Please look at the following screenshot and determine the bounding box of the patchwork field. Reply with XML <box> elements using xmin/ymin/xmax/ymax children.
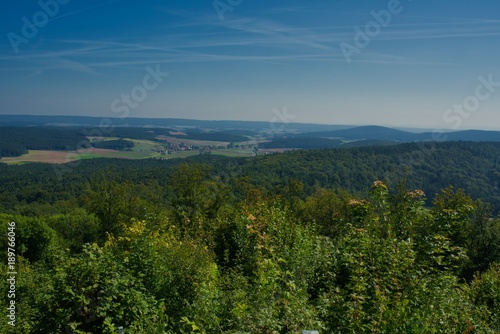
<box><xmin>0</xmin><ymin>137</ymin><xmax>254</xmax><ymax>164</ymax></box>
<box><xmin>0</xmin><ymin>150</ymin><xmax>75</xmax><ymax>164</ymax></box>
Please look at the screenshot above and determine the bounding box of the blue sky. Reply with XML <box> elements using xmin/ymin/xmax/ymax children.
<box><xmin>1</xmin><ymin>0</ymin><xmax>500</xmax><ymax>129</ymax></box>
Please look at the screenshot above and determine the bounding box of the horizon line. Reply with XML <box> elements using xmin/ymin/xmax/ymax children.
<box><xmin>0</xmin><ymin>114</ymin><xmax>499</xmax><ymax>132</ymax></box>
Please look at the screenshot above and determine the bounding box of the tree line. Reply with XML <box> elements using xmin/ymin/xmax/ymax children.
<box><xmin>0</xmin><ymin>127</ymin><xmax>88</xmax><ymax>157</ymax></box>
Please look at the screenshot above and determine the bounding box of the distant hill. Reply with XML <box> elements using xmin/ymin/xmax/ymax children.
<box><xmin>2</xmin><ymin>116</ymin><xmax>500</xmax><ymax>151</ymax></box>
<box><xmin>340</xmin><ymin>139</ymin><xmax>398</xmax><ymax>148</ymax></box>
<box><xmin>0</xmin><ymin>115</ymin><xmax>351</xmax><ymax>133</ymax></box>
<box><xmin>259</xmin><ymin>137</ymin><xmax>342</xmax><ymax>149</ymax></box>
<box><xmin>437</xmin><ymin>130</ymin><xmax>500</xmax><ymax>142</ymax></box>
<box><xmin>300</xmin><ymin>126</ymin><xmax>500</xmax><ymax>143</ymax></box>
<box><xmin>299</xmin><ymin>126</ymin><xmax>418</xmax><ymax>142</ymax></box>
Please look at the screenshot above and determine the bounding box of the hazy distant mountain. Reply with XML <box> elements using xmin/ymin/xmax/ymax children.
<box><xmin>299</xmin><ymin>126</ymin><xmax>500</xmax><ymax>143</ymax></box>
<box><xmin>0</xmin><ymin>115</ymin><xmax>351</xmax><ymax>133</ymax></box>
<box><xmin>299</xmin><ymin>126</ymin><xmax>417</xmax><ymax>142</ymax></box>
<box><xmin>436</xmin><ymin>130</ymin><xmax>500</xmax><ymax>142</ymax></box>
<box><xmin>259</xmin><ymin>137</ymin><xmax>342</xmax><ymax>149</ymax></box>
<box><xmin>1</xmin><ymin>115</ymin><xmax>500</xmax><ymax>144</ymax></box>
<box><xmin>340</xmin><ymin>139</ymin><xmax>399</xmax><ymax>148</ymax></box>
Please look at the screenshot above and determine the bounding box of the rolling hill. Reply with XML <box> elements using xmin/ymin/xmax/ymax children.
<box><xmin>299</xmin><ymin>126</ymin><xmax>500</xmax><ymax>143</ymax></box>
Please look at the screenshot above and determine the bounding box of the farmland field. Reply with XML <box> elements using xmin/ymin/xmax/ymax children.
<box><xmin>0</xmin><ymin>150</ymin><xmax>75</xmax><ymax>164</ymax></box>
<box><xmin>0</xmin><ymin>137</ymin><xmax>247</xmax><ymax>164</ymax></box>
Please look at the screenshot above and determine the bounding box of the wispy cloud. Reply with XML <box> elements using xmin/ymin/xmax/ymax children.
<box><xmin>51</xmin><ymin>0</ymin><xmax>122</xmax><ymax>22</ymax></box>
<box><xmin>25</xmin><ymin>70</ymin><xmax>43</xmax><ymax>78</ymax></box>
<box><xmin>1</xmin><ymin>9</ymin><xmax>499</xmax><ymax>74</ymax></box>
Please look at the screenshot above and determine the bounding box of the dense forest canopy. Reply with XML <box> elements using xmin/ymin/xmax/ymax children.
<box><xmin>1</xmin><ymin>140</ymin><xmax>500</xmax><ymax>333</ymax></box>
<box><xmin>91</xmin><ymin>139</ymin><xmax>135</xmax><ymax>150</ymax></box>
<box><xmin>258</xmin><ymin>137</ymin><xmax>343</xmax><ymax>149</ymax></box>
<box><xmin>0</xmin><ymin>127</ymin><xmax>88</xmax><ymax>157</ymax></box>
<box><xmin>1</xmin><ymin>141</ymin><xmax>500</xmax><ymax>212</ymax></box>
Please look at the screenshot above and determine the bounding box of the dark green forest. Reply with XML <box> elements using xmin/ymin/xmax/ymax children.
<box><xmin>1</xmin><ymin>141</ymin><xmax>500</xmax><ymax>333</ymax></box>
<box><xmin>258</xmin><ymin>138</ymin><xmax>342</xmax><ymax>149</ymax></box>
<box><xmin>92</xmin><ymin>139</ymin><xmax>135</xmax><ymax>150</ymax></box>
<box><xmin>0</xmin><ymin>127</ymin><xmax>88</xmax><ymax>157</ymax></box>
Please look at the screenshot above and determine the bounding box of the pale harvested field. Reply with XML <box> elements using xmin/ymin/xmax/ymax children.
<box><xmin>1</xmin><ymin>145</ymin><xmax>258</xmax><ymax>165</ymax></box>
<box><xmin>0</xmin><ymin>148</ymin><xmax>119</xmax><ymax>164</ymax></box>
<box><xmin>1</xmin><ymin>150</ymin><xmax>74</xmax><ymax>164</ymax></box>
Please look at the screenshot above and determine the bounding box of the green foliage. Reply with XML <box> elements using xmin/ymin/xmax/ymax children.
<box><xmin>298</xmin><ymin>188</ymin><xmax>365</xmax><ymax>238</ymax></box>
<box><xmin>464</xmin><ymin>203</ymin><xmax>500</xmax><ymax>280</ymax></box>
<box><xmin>82</xmin><ymin>169</ymin><xmax>160</xmax><ymax>240</ymax></box>
<box><xmin>169</xmin><ymin>163</ymin><xmax>230</xmax><ymax>236</ymax></box>
<box><xmin>38</xmin><ymin>243</ymin><xmax>163</xmax><ymax>333</ymax></box>
<box><xmin>465</xmin><ymin>264</ymin><xmax>500</xmax><ymax>331</ymax></box>
<box><xmin>108</xmin><ymin>220</ymin><xmax>218</xmax><ymax>332</ymax></box>
<box><xmin>315</xmin><ymin>182</ymin><xmax>477</xmax><ymax>333</ymax></box>
<box><xmin>412</xmin><ymin>187</ymin><xmax>486</xmax><ymax>276</ymax></box>
<box><xmin>45</xmin><ymin>209</ymin><xmax>100</xmax><ymax>253</ymax></box>
<box><xmin>431</xmin><ymin>186</ymin><xmax>476</xmax><ymax>246</ymax></box>
<box><xmin>0</xmin><ymin>214</ymin><xmax>59</xmax><ymax>264</ymax></box>
<box><xmin>212</xmin><ymin>204</ymin><xmax>325</xmax><ymax>333</ymax></box>
<box><xmin>0</xmin><ymin>258</ymin><xmax>50</xmax><ymax>333</ymax></box>
<box><xmin>2</xmin><ymin>159</ymin><xmax>500</xmax><ymax>332</ymax></box>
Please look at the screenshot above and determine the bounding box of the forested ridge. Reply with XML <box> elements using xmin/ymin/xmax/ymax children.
<box><xmin>1</xmin><ymin>141</ymin><xmax>500</xmax><ymax>213</ymax></box>
<box><xmin>258</xmin><ymin>137</ymin><xmax>343</xmax><ymax>149</ymax></box>
<box><xmin>1</xmin><ymin>141</ymin><xmax>500</xmax><ymax>333</ymax></box>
